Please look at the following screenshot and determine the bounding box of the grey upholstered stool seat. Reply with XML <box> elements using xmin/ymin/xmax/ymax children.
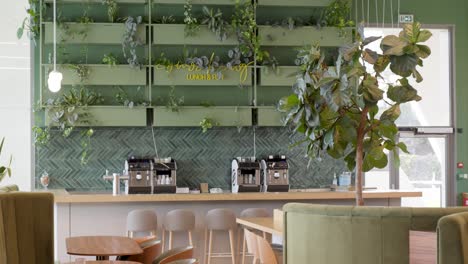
<box><xmin>204</xmin><ymin>208</ymin><xmax>237</xmax><ymax>264</ymax></box>
<box><xmin>127</xmin><ymin>209</ymin><xmax>158</xmax><ymax>238</ymax></box>
<box><xmin>162</xmin><ymin>209</ymin><xmax>196</xmax><ymax>250</ymax></box>
<box><xmin>238</xmin><ymin>208</ymin><xmax>270</xmax><ymax>264</ymax></box>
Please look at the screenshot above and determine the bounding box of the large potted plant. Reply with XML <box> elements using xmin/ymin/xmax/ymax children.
<box><xmin>279</xmin><ymin>22</ymin><xmax>432</xmax><ymax>205</ymax></box>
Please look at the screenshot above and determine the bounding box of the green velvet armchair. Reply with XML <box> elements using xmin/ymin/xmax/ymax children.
<box><xmin>0</xmin><ymin>192</ymin><xmax>54</xmax><ymax>264</ymax></box>
<box><xmin>283</xmin><ymin>203</ymin><xmax>468</xmax><ymax>264</ymax></box>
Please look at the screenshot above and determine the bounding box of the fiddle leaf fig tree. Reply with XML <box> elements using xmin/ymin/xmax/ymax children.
<box><xmin>278</xmin><ymin>22</ymin><xmax>432</xmax><ymax>205</ymax></box>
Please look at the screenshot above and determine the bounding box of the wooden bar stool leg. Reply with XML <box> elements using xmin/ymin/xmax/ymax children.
<box><xmin>162</xmin><ymin>229</ymin><xmax>166</xmax><ymax>251</ymax></box>
<box><xmin>229</xmin><ymin>229</ymin><xmax>236</xmax><ymax>264</ymax></box>
<box><xmin>242</xmin><ymin>230</ymin><xmax>247</xmax><ymax>264</ymax></box>
<box><xmin>204</xmin><ymin>228</ymin><xmax>208</xmax><ymax>264</ymax></box>
<box><xmin>168</xmin><ymin>231</ymin><xmax>173</xmax><ymax>250</ymax></box>
<box><xmin>188</xmin><ymin>230</ymin><xmax>193</xmax><ymax>246</ymax></box>
<box><xmin>207</xmin><ymin>230</ymin><xmax>213</xmax><ymax>264</ymax></box>
<box><xmin>236</xmin><ymin>228</ymin><xmax>241</xmax><ymax>264</ymax></box>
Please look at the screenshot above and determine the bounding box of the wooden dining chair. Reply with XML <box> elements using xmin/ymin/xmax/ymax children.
<box><xmin>152</xmin><ymin>246</ymin><xmax>194</xmax><ymax>264</ymax></box>
<box><xmin>244</xmin><ymin>229</ymin><xmax>260</xmax><ymax>264</ymax></box>
<box><xmin>117</xmin><ymin>236</ymin><xmax>162</xmax><ymax>264</ymax></box>
<box><xmin>256</xmin><ymin>234</ymin><xmax>279</xmax><ymax>264</ymax></box>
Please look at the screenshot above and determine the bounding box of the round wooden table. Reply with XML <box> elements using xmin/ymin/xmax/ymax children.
<box><xmin>66</xmin><ymin>236</ymin><xmax>143</xmax><ymax>260</ymax></box>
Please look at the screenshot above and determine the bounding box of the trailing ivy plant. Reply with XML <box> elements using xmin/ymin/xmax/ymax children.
<box><xmin>201</xmin><ymin>6</ymin><xmax>228</xmax><ymax>41</ymax></box>
<box><xmin>17</xmin><ymin>0</ymin><xmax>43</xmax><ymax>43</ymax></box>
<box><xmin>102</xmin><ymin>53</ymin><xmax>118</xmax><ymax>67</ymax></box>
<box><xmin>200</xmin><ymin>118</ymin><xmax>219</xmax><ymax>133</ymax></box>
<box><xmin>0</xmin><ymin>138</ymin><xmax>12</xmax><ymax>183</ymax></box>
<box><xmin>184</xmin><ymin>0</ymin><xmax>199</xmax><ymax>36</ymax></box>
<box><xmin>101</xmin><ymin>0</ymin><xmax>118</xmax><ymax>23</ymax></box>
<box><xmin>34</xmin><ymin>87</ymin><xmax>104</xmax><ymax>165</ymax></box>
<box><xmin>122</xmin><ymin>16</ymin><xmax>143</xmax><ymax>68</ymax></box>
<box><xmin>278</xmin><ymin>23</ymin><xmax>432</xmax><ymax>205</ymax></box>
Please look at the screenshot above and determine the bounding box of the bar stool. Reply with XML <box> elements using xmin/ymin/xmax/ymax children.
<box><xmin>204</xmin><ymin>208</ymin><xmax>237</xmax><ymax>264</ymax></box>
<box><xmin>126</xmin><ymin>209</ymin><xmax>158</xmax><ymax>238</ymax></box>
<box><xmin>238</xmin><ymin>208</ymin><xmax>270</xmax><ymax>264</ymax></box>
<box><xmin>162</xmin><ymin>209</ymin><xmax>196</xmax><ymax>251</ymax></box>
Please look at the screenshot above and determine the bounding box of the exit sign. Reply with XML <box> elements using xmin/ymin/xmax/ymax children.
<box><xmin>399</xmin><ymin>14</ymin><xmax>414</xmax><ymax>23</ymax></box>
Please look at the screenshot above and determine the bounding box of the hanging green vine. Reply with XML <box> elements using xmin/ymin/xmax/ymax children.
<box><xmin>183</xmin><ymin>0</ymin><xmax>200</xmax><ymax>36</ymax></box>
<box><xmin>101</xmin><ymin>0</ymin><xmax>119</xmax><ymax>23</ymax></box>
<box><xmin>321</xmin><ymin>0</ymin><xmax>355</xmax><ymax>35</ymax></box>
<box><xmin>122</xmin><ymin>16</ymin><xmax>143</xmax><ymax>68</ymax></box>
<box><xmin>34</xmin><ymin>87</ymin><xmax>103</xmax><ymax>165</ymax></box>
<box><xmin>17</xmin><ymin>0</ymin><xmax>43</xmax><ymax>43</ymax></box>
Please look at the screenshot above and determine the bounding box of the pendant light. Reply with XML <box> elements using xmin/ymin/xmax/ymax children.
<box><xmin>47</xmin><ymin>0</ymin><xmax>62</xmax><ymax>93</ymax></box>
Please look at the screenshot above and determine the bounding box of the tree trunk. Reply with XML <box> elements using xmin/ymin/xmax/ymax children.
<box><xmin>355</xmin><ymin>107</ymin><xmax>369</xmax><ymax>206</ymax></box>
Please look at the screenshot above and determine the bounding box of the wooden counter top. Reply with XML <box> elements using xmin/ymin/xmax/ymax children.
<box><xmin>53</xmin><ymin>190</ymin><xmax>422</xmax><ymax>204</ymax></box>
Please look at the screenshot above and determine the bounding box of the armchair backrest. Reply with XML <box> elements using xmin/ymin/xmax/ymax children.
<box><xmin>0</xmin><ymin>192</ymin><xmax>54</xmax><ymax>264</ymax></box>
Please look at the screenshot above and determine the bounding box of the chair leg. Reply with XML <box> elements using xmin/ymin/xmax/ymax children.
<box><xmin>207</xmin><ymin>230</ymin><xmax>213</xmax><ymax>264</ymax></box>
<box><xmin>237</xmin><ymin>228</ymin><xmax>241</xmax><ymax>264</ymax></box>
<box><xmin>169</xmin><ymin>231</ymin><xmax>173</xmax><ymax>250</ymax></box>
<box><xmin>204</xmin><ymin>228</ymin><xmax>208</xmax><ymax>264</ymax></box>
<box><xmin>162</xmin><ymin>229</ymin><xmax>166</xmax><ymax>252</ymax></box>
<box><xmin>242</xmin><ymin>230</ymin><xmax>247</xmax><ymax>264</ymax></box>
<box><xmin>229</xmin><ymin>230</ymin><xmax>236</xmax><ymax>264</ymax></box>
<box><xmin>188</xmin><ymin>230</ymin><xmax>193</xmax><ymax>246</ymax></box>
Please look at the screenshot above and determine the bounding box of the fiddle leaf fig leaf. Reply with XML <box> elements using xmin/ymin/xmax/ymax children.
<box><xmin>387</xmin><ymin>83</ymin><xmax>421</xmax><ymax>103</ymax></box>
<box><xmin>380</xmin><ymin>104</ymin><xmax>401</xmax><ymax>122</ymax></box>
<box><xmin>389</xmin><ymin>54</ymin><xmax>419</xmax><ymax>77</ymax></box>
<box><xmin>362</xmin><ymin>49</ymin><xmax>379</xmax><ymax>64</ymax></box>
<box><xmin>417</xmin><ymin>30</ymin><xmax>433</xmax><ymax>43</ymax></box>
<box><xmin>362</xmin><ymin>76</ymin><xmax>384</xmax><ymax>104</ymax></box>
<box><xmin>397</xmin><ymin>142</ymin><xmax>409</xmax><ymax>154</ymax></box>
<box><xmin>363</xmin><ymin>36</ymin><xmax>382</xmax><ymax>46</ymax></box>
<box><xmin>415</xmin><ymin>44</ymin><xmax>431</xmax><ymax>59</ymax></box>
<box><xmin>381</xmin><ymin>35</ymin><xmax>407</xmax><ymax>56</ymax></box>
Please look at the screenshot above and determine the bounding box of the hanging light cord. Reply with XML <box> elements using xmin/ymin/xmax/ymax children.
<box><xmin>53</xmin><ymin>0</ymin><xmax>57</xmax><ymax>71</ymax></box>
<box><xmin>397</xmin><ymin>0</ymin><xmax>401</xmax><ymax>28</ymax></box>
<box><xmin>390</xmin><ymin>0</ymin><xmax>394</xmax><ymax>28</ymax></box>
<box><xmin>375</xmin><ymin>0</ymin><xmax>378</xmax><ymax>28</ymax></box>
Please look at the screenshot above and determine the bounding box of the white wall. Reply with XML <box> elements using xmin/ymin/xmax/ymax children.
<box><xmin>0</xmin><ymin>0</ymin><xmax>32</xmax><ymax>190</ymax></box>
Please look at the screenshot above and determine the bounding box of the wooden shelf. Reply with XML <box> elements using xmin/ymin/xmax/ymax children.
<box><xmin>153</xmin><ymin>24</ymin><xmax>238</xmax><ymax>46</ymax></box>
<box><xmin>153</xmin><ymin>66</ymin><xmax>252</xmax><ymax>86</ymax></box>
<box><xmin>259</xmin><ymin>66</ymin><xmax>299</xmax><ymax>86</ymax></box>
<box><xmin>43</xmin><ymin>64</ymin><xmax>147</xmax><ymax>86</ymax></box>
<box><xmin>257</xmin><ymin>0</ymin><xmax>332</xmax><ymax>7</ymax></box>
<box><xmin>44</xmin><ymin>22</ymin><xmax>146</xmax><ymax>45</ymax></box>
<box><xmin>45</xmin><ymin>106</ymin><xmax>147</xmax><ymax>127</ymax></box>
<box><xmin>153</xmin><ymin>106</ymin><xmax>252</xmax><ymax>127</ymax></box>
<box><xmin>258</xmin><ymin>26</ymin><xmax>353</xmax><ymax>47</ymax></box>
<box><xmin>257</xmin><ymin>106</ymin><xmax>284</xmax><ymax>127</ymax></box>
<box><xmin>44</xmin><ymin>0</ymin><xmax>146</xmax><ymax>3</ymax></box>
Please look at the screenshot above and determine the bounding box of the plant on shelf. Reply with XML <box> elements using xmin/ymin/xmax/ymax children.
<box><xmin>68</xmin><ymin>64</ymin><xmax>91</xmax><ymax>83</ymax></box>
<box><xmin>184</xmin><ymin>0</ymin><xmax>199</xmax><ymax>36</ymax></box>
<box><xmin>155</xmin><ymin>15</ymin><xmax>176</xmax><ymax>24</ymax></box>
<box><xmin>201</xmin><ymin>6</ymin><xmax>228</xmax><ymax>41</ymax></box>
<box><xmin>17</xmin><ymin>0</ymin><xmax>43</xmax><ymax>43</ymax></box>
<box><xmin>102</xmin><ymin>53</ymin><xmax>118</xmax><ymax>67</ymax></box>
<box><xmin>0</xmin><ymin>138</ymin><xmax>12</xmax><ymax>184</ymax></box>
<box><xmin>200</xmin><ymin>118</ymin><xmax>219</xmax><ymax>133</ymax></box>
<box><xmin>321</xmin><ymin>0</ymin><xmax>355</xmax><ymax>35</ymax></box>
<box><xmin>165</xmin><ymin>86</ymin><xmax>185</xmax><ymax>113</ymax></box>
<box><xmin>122</xmin><ymin>16</ymin><xmax>143</xmax><ymax>68</ymax></box>
<box><xmin>101</xmin><ymin>0</ymin><xmax>118</xmax><ymax>23</ymax></box>
<box><xmin>278</xmin><ymin>23</ymin><xmax>432</xmax><ymax>205</ymax></box>
<box><xmin>34</xmin><ymin>86</ymin><xmax>104</xmax><ymax>165</ymax></box>
<box><xmin>115</xmin><ymin>86</ymin><xmax>149</xmax><ymax>108</ymax></box>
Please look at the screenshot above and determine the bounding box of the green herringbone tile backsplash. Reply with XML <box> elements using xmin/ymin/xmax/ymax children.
<box><xmin>35</xmin><ymin>127</ymin><xmax>346</xmax><ymax>190</ymax></box>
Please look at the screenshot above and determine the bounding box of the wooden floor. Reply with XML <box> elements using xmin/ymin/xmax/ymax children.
<box><xmin>410</xmin><ymin>231</ymin><xmax>437</xmax><ymax>264</ymax></box>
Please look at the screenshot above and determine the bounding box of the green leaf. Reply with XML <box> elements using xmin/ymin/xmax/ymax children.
<box><xmin>278</xmin><ymin>94</ymin><xmax>299</xmax><ymax>112</ymax></box>
<box><xmin>344</xmin><ymin>151</ymin><xmax>356</xmax><ymax>171</ymax></box>
<box><xmin>380</xmin><ymin>104</ymin><xmax>401</xmax><ymax>122</ymax></box>
<box><xmin>362</xmin><ymin>77</ymin><xmax>384</xmax><ymax>104</ymax></box>
<box><xmin>362</xmin><ymin>49</ymin><xmax>379</xmax><ymax>64</ymax></box>
<box><xmin>17</xmin><ymin>26</ymin><xmax>24</xmax><ymax>39</ymax></box>
<box><xmin>381</xmin><ymin>35</ymin><xmax>407</xmax><ymax>56</ymax></box>
<box><xmin>389</xmin><ymin>54</ymin><xmax>419</xmax><ymax>77</ymax></box>
<box><xmin>379</xmin><ymin>122</ymin><xmax>398</xmax><ymax>139</ymax></box>
<box><xmin>415</xmin><ymin>44</ymin><xmax>431</xmax><ymax>59</ymax></box>
<box><xmin>374</xmin><ymin>55</ymin><xmax>390</xmax><ymax>73</ymax></box>
<box><xmin>373</xmin><ymin>154</ymin><xmax>388</xmax><ymax>169</ymax></box>
<box><xmin>417</xmin><ymin>30</ymin><xmax>433</xmax><ymax>43</ymax></box>
<box><xmin>368</xmin><ymin>145</ymin><xmax>385</xmax><ymax>160</ymax></box>
<box><xmin>397</xmin><ymin>142</ymin><xmax>409</xmax><ymax>154</ymax></box>
<box><xmin>387</xmin><ymin>84</ymin><xmax>421</xmax><ymax>103</ymax></box>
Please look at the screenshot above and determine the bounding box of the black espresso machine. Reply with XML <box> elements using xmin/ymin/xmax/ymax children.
<box><xmin>126</xmin><ymin>156</ymin><xmax>177</xmax><ymax>194</ymax></box>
